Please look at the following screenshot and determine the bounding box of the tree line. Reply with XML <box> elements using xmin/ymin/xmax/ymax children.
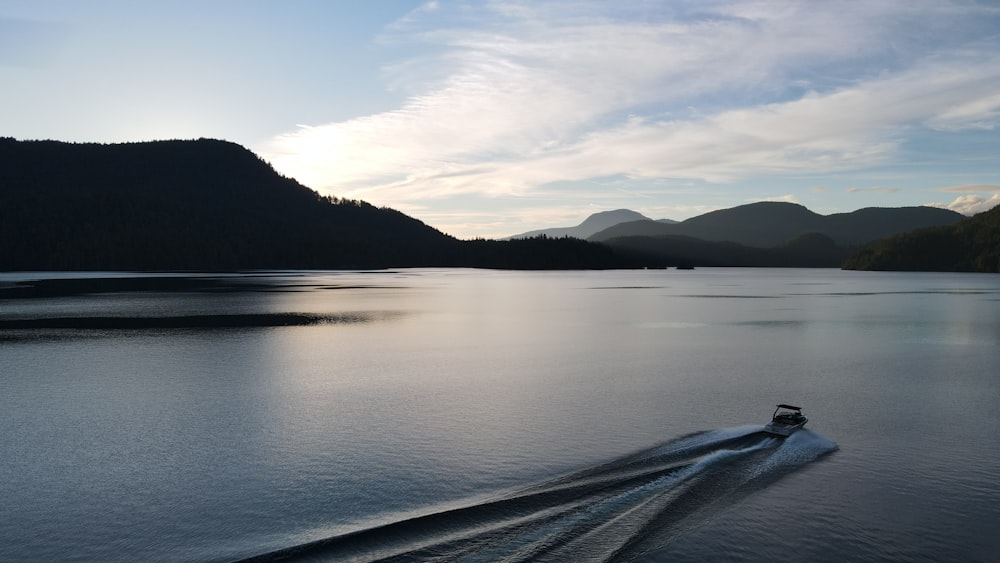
<box><xmin>0</xmin><ymin>138</ymin><xmax>631</xmax><ymax>270</ymax></box>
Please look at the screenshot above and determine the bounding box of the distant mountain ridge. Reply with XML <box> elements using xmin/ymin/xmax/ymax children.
<box><xmin>509</xmin><ymin>209</ymin><xmax>676</xmax><ymax>240</ymax></box>
<box><xmin>510</xmin><ymin>201</ymin><xmax>965</xmax><ymax>268</ymax></box>
<box><xmin>589</xmin><ymin>202</ymin><xmax>964</xmax><ymax>248</ymax></box>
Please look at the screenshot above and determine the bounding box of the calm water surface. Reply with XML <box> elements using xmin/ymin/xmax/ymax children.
<box><xmin>1</xmin><ymin>268</ymin><xmax>998</xmax><ymax>561</ymax></box>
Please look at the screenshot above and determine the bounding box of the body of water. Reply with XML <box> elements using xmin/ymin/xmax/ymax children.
<box><xmin>2</xmin><ymin>268</ymin><xmax>998</xmax><ymax>561</ymax></box>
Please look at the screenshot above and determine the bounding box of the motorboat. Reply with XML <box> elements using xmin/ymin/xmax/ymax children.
<box><xmin>763</xmin><ymin>404</ymin><xmax>808</xmax><ymax>436</ymax></box>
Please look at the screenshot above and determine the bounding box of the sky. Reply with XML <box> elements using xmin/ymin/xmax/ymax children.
<box><xmin>3</xmin><ymin>0</ymin><xmax>1000</xmax><ymax>239</ymax></box>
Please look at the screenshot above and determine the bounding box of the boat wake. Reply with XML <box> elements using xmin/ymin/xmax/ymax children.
<box><xmin>238</xmin><ymin>426</ymin><xmax>837</xmax><ymax>563</ymax></box>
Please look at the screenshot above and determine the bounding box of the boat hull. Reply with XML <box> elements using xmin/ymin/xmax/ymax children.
<box><xmin>763</xmin><ymin>420</ymin><xmax>807</xmax><ymax>436</ymax></box>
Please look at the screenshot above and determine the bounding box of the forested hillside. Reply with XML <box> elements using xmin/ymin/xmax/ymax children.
<box><xmin>603</xmin><ymin>232</ymin><xmax>847</xmax><ymax>268</ymax></box>
<box><xmin>0</xmin><ymin>138</ymin><xmax>628</xmax><ymax>270</ymax></box>
<box><xmin>842</xmin><ymin>205</ymin><xmax>1000</xmax><ymax>272</ymax></box>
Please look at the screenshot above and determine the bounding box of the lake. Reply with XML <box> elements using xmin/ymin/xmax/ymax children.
<box><xmin>1</xmin><ymin>268</ymin><xmax>999</xmax><ymax>562</ymax></box>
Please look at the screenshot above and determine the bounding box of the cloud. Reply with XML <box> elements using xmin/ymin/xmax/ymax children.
<box><xmin>847</xmin><ymin>186</ymin><xmax>901</xmax><ymax>194</ymax></box>
<box><xmin>262</xmin><ymin>1</ymin><xmax>1000</xmax><ymax>211</ymax></box>
<box><xmin>931</xmin><ymin>193</ymin><xmax>1000</xmax><ymax>215</ymax></box>
<box><xmin>938</xmin><ymin>184</ymin><xmax>1000</xmax><ymax>193</ymax></box>
<box><xmin>929</xmin><ymin>185</ymin><xmax>1000</xmax><ymax>215</ymax></box>
<box><xmin>925</xmin><ymin>92</ymin><xmax>1000</xmax><ymax>131</ymax></box>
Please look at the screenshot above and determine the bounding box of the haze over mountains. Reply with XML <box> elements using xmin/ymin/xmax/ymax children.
<box><xmin>510</xmin><ymin>210</ymin><xmax>676</xmax><ymax>240</ymax></box>
<box><xmin>1</xmin><ymin>137</ymin><xmax>990</xmax><ymax>272</ymax></box>
<box><xmin>582</xmin><ymin>202</ymin><xmax>962</xmax><ymax>247</ymax></box>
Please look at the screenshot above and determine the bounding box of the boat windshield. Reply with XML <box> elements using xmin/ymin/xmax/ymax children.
<box><xmin>773</xmin><ymin>405</ymin><xmax>801</xmax><ymax>416</ymax></box>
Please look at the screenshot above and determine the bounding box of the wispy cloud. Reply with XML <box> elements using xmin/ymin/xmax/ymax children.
<box><xmin>938</xmin><ymin>184</ymin><xmax>1000</xmax><ymax>193</ymax></box>
<box><xmin>847</xmin><ymin>186</ymin><xmax>901</xmax><ymax>194</ymax></box>
<box><xmin>261</xmin><ymin>0</ymin><xmax>1000</xmax><ymax>232</ymax></box>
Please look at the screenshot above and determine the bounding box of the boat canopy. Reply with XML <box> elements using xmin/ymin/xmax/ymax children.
<box><xmin>775</xmin><ymin>404</ymin><xmax>801</xmax><ymax>410</ymax></box>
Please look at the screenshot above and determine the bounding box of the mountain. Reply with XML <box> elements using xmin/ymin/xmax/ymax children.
<box><xmin>842</xmin><ymin>204</ymin><xmax>1000</xmax><ymax>272</ymax></box>
<box><xmin>0</xmin><ymin>138</ymin><xmax>629</xmax><ymax>271</ymax></box>
<box><xmin>589</xmin><ymin>201</ymin><xmax>964</xmax><ymax>248</ymax></box>
<box><xmin>821</xmin><ymin>206</ymin><xmax>970</xmax><ymax>247</ymax></box>
<box><xmin>595</xmin><ymin>202</ymin><xmax>823</xmax><ymax>247</ymax></box>
<box><xmin>509</xmin><ymin>209</ymin><xmax>675</xmax><ymax>240</ymax></box>
<box><xmin>0</xmin><ymin>138</ymin><xmax>459</xmax><ymax>270</ymax></box>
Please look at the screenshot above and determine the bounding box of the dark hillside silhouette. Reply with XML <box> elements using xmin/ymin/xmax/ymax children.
<box><xmin>461</xmin><ymin>235</ymin><xmax>627</xmax><ymax>269</ymax></box>
<box><xmin>654</xmin><ymin>202</ymin><xmax>821</xmax><ymax>247</ymax></box>
<box><xmin>0</xmin><ymin>138</ymin><xmax>628</xmax><ymax>270</ymax></box>
<box><xmin>843</xmin><ymin>204</ymin><xmax>1000</xmax><ymax>272</ymax></box>
<box><xmin>822</xmin><ymin>206</ymin><xmax>971</xmax><ymax>247</ymax></box>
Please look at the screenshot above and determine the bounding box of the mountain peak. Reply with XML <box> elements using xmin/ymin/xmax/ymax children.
<box><xmin>509</xmin><ymin>209</ymin><xmax>652</xmax><ymax>240</ymax></box>
<box><xmin>578</xmin><ymin>209</ymin><xmax>650</xmax><ymax>230</ymax></box>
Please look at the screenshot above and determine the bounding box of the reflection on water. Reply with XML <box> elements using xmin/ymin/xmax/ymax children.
<box><xmin>1</xmin><ymin>268</ymin><xmax>999</xmax><ymax>562</ymax></box>
<box><xmin>0</xmin><ymin>311</ymin><xmax>400</xmax><ymax>330</ymax></box>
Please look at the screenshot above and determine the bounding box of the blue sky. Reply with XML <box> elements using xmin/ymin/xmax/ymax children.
<box><xmin>3</xmin><ymin>1</ymin><xmax>1000</xmax><ymax>238</ymax></box>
